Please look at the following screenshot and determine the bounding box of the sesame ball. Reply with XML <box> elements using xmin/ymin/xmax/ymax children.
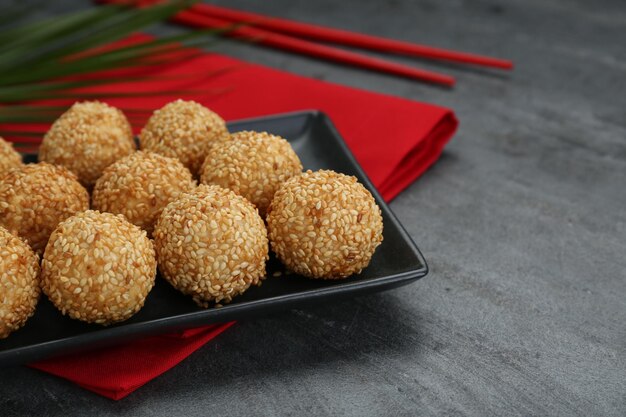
<box><xmin>39</xmin><ymin>101</ymin><xmax>135</xmax><ymax>187</ymax></box>
<box><xmin>0</xmin><ymin>163</ymin><xmax>90</xmax><ymax>256</ymax></box>
<box><xmin>41</xmin><ymin>210</ymin><xmax>156</xmax><ymax>325</ymax></box>
<box><xmin>154</xmin><ymin>184</ymin><xmax>268</xmax><ymax>307</ymax></box>
<box><xmin>92</xmin><ymin>151</ymin><xmax>196</xmax><ymax>235</ymax></box>
<box><xmin>140</xmin><ymin>99</ymin><xmax>228</xmax><ymax>175</ymax></box>
<box><xmin>200</xmin><ymin>131</ymin><xmax>302</xmax><ymax>217</ymax></box>
<box><xmin>0</xmin><ymin>136</ymin><xmax>22</xmax><ymax>177</ymax></box>
<box><xmin>267</xmin><ymin>170</ymin><xmax>384</xmax><ymax>279</ymax></box>
<box><xmin>0</xmin><ymin>226</ymin><xmax>40</xmax><ymax>339</ymax></box>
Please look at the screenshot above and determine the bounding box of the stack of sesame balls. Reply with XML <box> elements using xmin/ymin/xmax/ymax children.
<box><xmin>0</xmin><ymin>99</ymin><xmax>383</xmax><ymax>339</ymax></box>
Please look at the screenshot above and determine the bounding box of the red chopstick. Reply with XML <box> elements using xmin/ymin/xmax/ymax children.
<box><xmin>174</xmin><ymin>10</ymin><xmax>455</xmax><ymax>86</ymax></box>
<box><xmin>191</xmin><ymin>4</ymin><xmax>513</xmax><ymax>70</ymax></box>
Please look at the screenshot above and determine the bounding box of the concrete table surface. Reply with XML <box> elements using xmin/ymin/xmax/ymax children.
<box><xmin>1</xmin><ymin>0</ymin><xmax>625</xmax><ymax>415</ymax></box>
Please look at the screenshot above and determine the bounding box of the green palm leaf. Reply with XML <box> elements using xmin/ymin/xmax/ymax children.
<box><xmin>0</xmin><ymin>0</ymin><xmax>235</xmax><ymax>140</ymax></box>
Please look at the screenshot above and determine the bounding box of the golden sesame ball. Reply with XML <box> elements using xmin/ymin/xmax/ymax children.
<box><xmin>0</xmin><ymin>136</ymin><xmax>23</xmax><ymax>177</ymax></box>
<box><xmin>0</xmin><ymin>163</ymin><xmax>90</xmax><ymax>256</ymax></box>
<box><xmin>267</xmin><ymin>170</ymin><xmax>384</xmax><ymax>279</ymax></box>
<box><xmin>92</xmin><ymin>151</ymin><xmax>196</xmax><ymax>236</ymax></box>
<box><xmin>140</xmin><ymin>99</ymin><xmax>228</xmax><ymax>175</ymax></box>
<box><xmin>154</xmin><ymin>184</ymin><xmax>268</xmax><ymax>307</ymax></box>
<box><xmin>39</xmin><ymin>101</ymin><xmax>135</xmax><ymax>187</ymax></box>
<box><xmin>0</xmin><ymin>226</ymin><xmax>40</xmax><ymax>339</ymax></box>
<box><xmin>41</xmin><ymin>210</ymin><xmax>156</xmax><ymax>325</ymax></box>
<box><xmin>200</xmin><ymin>131</ymin><xmax>303</xmax><ymax>217</ymax></box>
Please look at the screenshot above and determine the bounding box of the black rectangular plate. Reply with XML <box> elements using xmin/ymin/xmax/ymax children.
<box><xmin>0</xmin><ymin>110</ymin><xmax>428</xmax><ymax>366</ymax></box>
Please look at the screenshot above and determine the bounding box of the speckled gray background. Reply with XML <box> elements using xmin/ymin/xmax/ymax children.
<box><xmin>1</xmin><ymin>0</ymin><xmax>625</xmax><ymax>415</ymax></box>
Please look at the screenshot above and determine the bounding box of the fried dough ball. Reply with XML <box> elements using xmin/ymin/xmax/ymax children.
<box><xmin>0</xmin><ymin>163</ymin><xmax>89</xmax><ymax>255</ymax></box>
<box><xmin>0</xmin><ymin>136</ymin><xmax>22</xmax><ymax>177</ymax></box>
<box><xmin>0</xmin><ymin>226</ymin><xmax>40</xmax><ymax>339</ymax></box>
<box><xmin>140</xmin><ymin>99</ymin><xmax>228</xmax><ymax>175</ymax></box>
<box><xmin>92</xmin><ymin>151</ymin><xmax>196</xmax><ymax>235</ymax></box>
<box><xmin>154</xmin><ymin>185</ymin><xmax>268</xmax><ymax>307</ymax></box>
<box><xmin>41</xmin><ymin>210</ymin><xmax>156</xmax><ymax>325</ymax></box>
<box><xmin>200</xmin><ymin>131</ymin><xmax>302</xmax><ymax>217</ymax></box>
<box><xmin>39</xmin><ymin>101</ymin><xmax>135</xmax><ymax>187</ymax></box>
<box><xmin>267</xmin><ymin>170</ymin><xmax>383</xmax><ymax>279</ymax></box>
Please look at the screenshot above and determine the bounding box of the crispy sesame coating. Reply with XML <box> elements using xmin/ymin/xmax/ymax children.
<box><xmin>154</xmin><ymin>184</ymin><xmax>269</xmax><ymax>307</ymax></box>
<box><xmin>0</xmin><ymin>163</ymin><xmax>90</xmax><ymax>256</ymax></box>
<box><xmin>0</xmin><ymin>136</ymin><xmax>23</xmax><ymax>177</ymax></box>
<box><xmin>92</xmin><ymin>151</ymin><xmax>196</xmax><ymax>236</ymax></box>
<box><xmin>140</xmin><ymin>99</ymin><xmax>229</xmax><ymax>175</ymax></box>
<box><xmin>200</xmin><ymin>131</ymin><xmax>302</xmax><ymax>217</ymax></box>
<box><xmin>266</xmin><ymin>170</ymin><xmax>383</xmax><ymax>279</ymax></box>
<box><xmin>0</xmin><ymin>226</ymin><xmax>40</xmax><ymax>339</ymax></box>
<box><xmin>39</xmin><ymin>101</ymin><xmax>136</xmax><ymax>187</ymax></box>
<box><xmin>41</xmin><ymin>210</ymin><xmax>156</xmax><ymax>325</ymax></box>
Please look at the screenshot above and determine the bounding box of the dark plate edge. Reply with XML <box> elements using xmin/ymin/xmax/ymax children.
<box><xmin>1</xmin><ymin>269</ymin><xmax>425</xmax><ymax>365</ymax></box>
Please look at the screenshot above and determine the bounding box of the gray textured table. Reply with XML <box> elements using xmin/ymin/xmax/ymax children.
<box><xmin>2</xmin><ymin>0</ymin><xmax>625</xmax><ymax>415</ymax></box>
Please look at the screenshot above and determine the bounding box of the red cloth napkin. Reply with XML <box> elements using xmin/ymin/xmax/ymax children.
<box><xmin>30</xmin><ymin>322</ymin><xmax>235</xmax><ymax>400</ymax></box>
<box><xmin>15</xmin><ymin>35</ymin><xmax>457</xmax><ymax>399</ymax></box>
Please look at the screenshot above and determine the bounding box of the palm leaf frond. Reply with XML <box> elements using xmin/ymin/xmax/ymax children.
<box><xmin>0</xmin><ymin>0</ymin><xmax>238</xmax><ymax>140</ymax></box>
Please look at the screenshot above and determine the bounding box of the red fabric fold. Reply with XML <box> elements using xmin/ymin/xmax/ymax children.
<box><xmin>15</xmin><ymin>35</ymin><xmax>457</xmax><ymax>400</ymax></box>
<box><xmin>29</xmin><ymin>322</ymin><xmax>235</xmax><ymax>400</ymax></box>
